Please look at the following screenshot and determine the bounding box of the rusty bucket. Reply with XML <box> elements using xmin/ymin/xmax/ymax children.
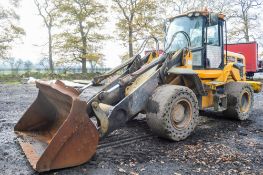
<box><xmin>14</xmin><ymin>80</ymin><xmax>99</xmax><ymax>172</ymax></box>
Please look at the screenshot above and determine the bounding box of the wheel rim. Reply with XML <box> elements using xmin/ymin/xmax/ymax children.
<box><xmin>170</xmin><ymin>99</ymin><xmax>192</xmax><ymax>130</ymax></box>
<box><xmin>240</xmin><ymin>90</ymin><xmax>251</xmax><ymax>113</ymax></box>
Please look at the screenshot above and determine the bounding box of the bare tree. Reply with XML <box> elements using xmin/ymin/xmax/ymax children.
<box><xmin>173</xmin><ymin>0</ymin><xmax>202</xmax><ymax>14</ymax></box>
<box><xmin>228</xmin><ymin>0</ymin><xmax>262</xmax><ymax>42</ymax></box>
<box><xmin>24</xmin><ymin>60</ymin><xmax>33</xmax><ymax>71</ymax></box>
<box><xmin>34</xmin><ymin>0</ymin><xmax>57</xmax><ymax>73</ymax></box>
<box><xmin>5</xmin><ymin>58</ymin><xmax>23</xmax><ymax>73</ymax></box>
<box><xmin>208</xmin><ymin>0</ymin><xmax>233</xmax><ymax>14</ymax></box>
<box><xmin>160</xmin><ymin>0</ymin><xmax>204</xmax><ymax>17</ymax></box>
<box><xmin>39</xmin><ymin>57</ymin><xmax>50</xmax><ymax>71</ymax></box>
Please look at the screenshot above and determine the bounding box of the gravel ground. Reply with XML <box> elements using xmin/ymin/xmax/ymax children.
<box><xmin>0</xmin><ymin>83</ymin><xmax>263</xmax><ymax>175</ymax></box>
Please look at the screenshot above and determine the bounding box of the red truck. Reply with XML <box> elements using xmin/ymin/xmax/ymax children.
<box><xmin>225</xmin><ymin>42</ymin><xmax>259</xmax><ymax>78</ymax></box>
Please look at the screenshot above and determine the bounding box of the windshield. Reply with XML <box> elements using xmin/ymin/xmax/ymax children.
<box><xmin>165</xmin><ymin>16</ymin><xmax>203</xmax><ymax>52</ymax></box>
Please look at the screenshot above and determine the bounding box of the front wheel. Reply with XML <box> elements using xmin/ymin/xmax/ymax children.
<box><xmin>223</xmin><ymin>82</ymin><xmax>254</xmax><ymax>120</ymax></box>
<box><xmin>146</xmin><ymin>85</ymin><xmax>200</xmax><ymax>141</ymax></box>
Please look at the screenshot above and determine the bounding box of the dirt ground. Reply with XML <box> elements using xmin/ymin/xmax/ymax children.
<box><xmin>0</xmin><ymin>83</ymin><xmax>263</xmax><ymax>175</ymax></box>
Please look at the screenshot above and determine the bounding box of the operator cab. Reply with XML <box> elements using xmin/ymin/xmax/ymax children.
<box><xmin>165</xmin><ymin>11</ymin><xmax>225</xmax><ymax>70</ymax></box>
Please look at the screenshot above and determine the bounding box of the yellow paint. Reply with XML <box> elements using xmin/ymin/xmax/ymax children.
<box><xmin>146</xmin><ymin>51</ymin><xmax>159</xmax><ymax>64</ymax></box>
<box><xmin>202</xmin><ymin>90</ymin><xmax>214</xmax><ymax>108</ymax></box>
<box><xmin>125</xmin><ymin>48</ymin><xmax>262</xmax><ymax>110</ymax></box>
<box><xmin>184</xmin><ymin>50</ymin><xmax>261</xmax><ymax>109</ymax></box>
<box><xmin>239</xmin><ymin>81</ymin><xmax>262</xmax><ymax>93</ymax></box>
<box><xmin>224</xmin><ymin>51</ymin><xmax>246</xmax><ymax>80</ymax></box>
<box><xmin>195</xmin><ymin>70</ymin><xmax>223</xmax><ymax>79</ymax></box>
<box><xmin>196</xmin><ymin>62</ymin><xmax>242</xmax><ymax>86</ymax></box>
<box><xmin>126</xmin><ymin>51</ymin><xmax>160</xmax><ymax>96</ymax></box>
<box><xmin>125</xmin><ymin>66</ymin><xmax>158</xmax><ymax>96</ymax></box>
<box><xmin>181</xmin><ymin>51</ymin><xmax>192</xmax><ymax>69</ymax></box>
<box><xmin>230</xmin><ymin>67</ymin><xmax>242</xmax><ymax>81</ymax></box>
<box><xmin>146</xmin><ymin>53</ymin><xmax>154</xmax><ymax>64</ymax></box>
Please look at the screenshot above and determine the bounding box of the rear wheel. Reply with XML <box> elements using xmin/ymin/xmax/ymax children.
<box><xmin>146</xmin><ymin>85</ymin><xmax>199</xmax><ymax>141</ymax></box>
<box><xmin>223</xmin><ymin>82</ymin><xmax>254</xmax><ymax>120</ymax></box>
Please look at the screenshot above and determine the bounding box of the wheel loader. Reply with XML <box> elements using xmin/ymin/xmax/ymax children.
<box><xmin>14</xmin><ymin>10</ymin><xmax>262</xmax><ymax>172</ymax></box>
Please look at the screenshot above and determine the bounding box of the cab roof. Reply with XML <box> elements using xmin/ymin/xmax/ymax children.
<box><xmin>168</xmin><ymin>10</ymin><xmax>225</xmax><ymax>21</ymax></box>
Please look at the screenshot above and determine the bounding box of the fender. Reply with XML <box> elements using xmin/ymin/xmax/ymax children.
<box><xmin>167</xmin><ymin>67</ymin><xmax>207</xmax><ymax>96</ymax></box>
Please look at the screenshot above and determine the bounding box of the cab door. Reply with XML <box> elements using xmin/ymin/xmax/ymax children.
<box><xmin>205</xmin><ymin>20</ymin><xmax>224</xmax><ymax>69</ymax></box>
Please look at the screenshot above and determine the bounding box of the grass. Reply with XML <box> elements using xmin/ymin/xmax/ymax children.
<box><xmin>0</xmin><ymin>71</ymin><xmax>99</xmax><ymax>83</ymax></box>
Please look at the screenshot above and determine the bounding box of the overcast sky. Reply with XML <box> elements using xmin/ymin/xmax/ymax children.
<box><xmin>3</xmin><ymin>0</ymin><xmax>123</xmax><ymax>68</ymax></box>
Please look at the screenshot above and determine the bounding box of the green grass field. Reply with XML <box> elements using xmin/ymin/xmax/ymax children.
<box><xmin>0</xmin><ymin>71</ymin><xmax>99</xmax><ymax>83</ymax></box>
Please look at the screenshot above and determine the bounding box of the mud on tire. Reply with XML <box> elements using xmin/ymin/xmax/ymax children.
<box><xmin>146</xmin><ymin>85</ymin><xmax>199</xmax><ymax>141</ymax></box>
<box><xmin>223</xmin><ymin>82</ymin><xmax>254</xmax><ymax>120</ymax></box>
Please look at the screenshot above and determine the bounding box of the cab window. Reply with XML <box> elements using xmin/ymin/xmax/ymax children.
<box><xmin>206</xmin><ymin>22</ymin><xmax>223</xmax><ymax>69</ymax></box>
<box><xmin>207</xmin><ymin>25</ymin><xmax>219</xmax><ymax>46</ymax></box>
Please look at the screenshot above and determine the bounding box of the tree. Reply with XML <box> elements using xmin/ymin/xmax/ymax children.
<box><xmin>208</xmin><ymin>0</ymin><xmax>233</xmax><ymax>13</ymax></box>
<box><xmin>55</xmin><ymin>59</ymin><xmax>74</xmax><ymax>74</ymax></box>
<box><xmin>54</xmin><ymin>0</ymin><xmax>108</xmax><ymax>73</ymax></box>
<box><xmin>34</xmin><ymin>0</ymin><xmax>57</xmax><ymax>73</ymax></box>
<box><xmin>162</xmin><ymin>0</ymin><xmax>203</xmax><ymax>15</ymax></box>
<box><xmin>161</xmin><ymin>0</ymin><xmax>237</xmax><ymax>16</ymax></box>
<box><xmin>24</xmin><ymin>60</ymin><xmax>33</xmax><ymax>71</ymax></box>
<box><xmin>0</xmin><ymin>0</ymin><xmax>25</xmax><ymax>59</ymax></box>
<box><xmin>112</xmin><ymin>0</ymin><xmax>161</xmax><ymax>58</ymax></box>
<box><xmin>226</xmin><ymin>0</ymin><xmax>262</xmax><ymax>42</ymax></box>
<box><xmin>160</xmin><ymin>0</ymin><xmax>262</xmax><ymax>43</ymax></box>
<box><xmin>5</xmin><ymin>58</ymin><xmax>23</xmax><ymax>73</ymax></box>
<box><xmin>39</xmin><ymin>57</ymin><xmax>50</xmax><ymax>71</ymax></box>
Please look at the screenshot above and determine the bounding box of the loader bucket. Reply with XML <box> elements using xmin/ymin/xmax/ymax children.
<box><xmin>14</xmin><ymin>80</ymin><xmax>99</xmax><ymax>172</ymax></box>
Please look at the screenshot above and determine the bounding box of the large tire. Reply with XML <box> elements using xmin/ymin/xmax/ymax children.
<box><xmin>146</xmin><ymin>85</ymin><xmax>199</xmax><ymax>141</ymax></box>
<box><xmin>223</xmin><ymin>82</ymin><xmax>254</xmax><ymax>120</ymax></box>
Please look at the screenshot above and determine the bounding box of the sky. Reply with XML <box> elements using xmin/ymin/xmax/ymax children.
<box><xmin>4</xmin><ymin>0</ymin><xmax>123</xmax><ymax>68</ymax></box>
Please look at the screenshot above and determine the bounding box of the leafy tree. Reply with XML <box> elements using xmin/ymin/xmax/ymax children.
<box><xmin>55</xmin><ymin>59</ymin><xmax>74</xmax><ymax>74</ymax></box>
<box><xmin>0</xmin><ymin>0</ymin><xmax>25</xmax><ymax>59</ymax></box>
<box><xmin>54</xmin><ymin>0</ymin><xmax>108</xmax><ymax>73</ymax></box>
<box><xmin>112</xmin><ymin>0</ymin><xmax>161</xmax><ymax>58</ymax></box>
<box><xmin>34</xmin><ymin>0</ymin><xmax>58</xmax><ymax>73</ymax></box>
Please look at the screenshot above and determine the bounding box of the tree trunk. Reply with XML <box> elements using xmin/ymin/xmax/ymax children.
<box><xmin>89</xmin><ymin>60</ymin><xmax>94</xmax><ymax>73</ymax></box>
<box><xmin>244</xmin><ymin>19</ymin><xmax>250</xmax><ymax>42</ymax></box>
<box><xmin>48</xmin><ymin>26</ymin><xmax>54</xmax><ymax>73</ymax></box>
<box><xmin>82</xmin><ymin>57</ymin><xmax>87</xmax><ymax>73</ymax></box>
<box><xmin>128</xmin><ymin>24</ymin><xmax>133</xmax><ymax>58</ymax></box>
<box><xmin>79</xmin><ymin>21</ymin><xmax>87</xmax><ymax>73</ymax></box>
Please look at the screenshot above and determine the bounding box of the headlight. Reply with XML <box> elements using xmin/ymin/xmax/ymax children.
<box><xmin>188</xmin><ymin>12</ymin><xmax>193</xmax><ymax>17</ymax></box>
<box><xmin>194</xmin><ymin>12</ymin><xmax>200</xmax><ymax>16</ymax></box>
